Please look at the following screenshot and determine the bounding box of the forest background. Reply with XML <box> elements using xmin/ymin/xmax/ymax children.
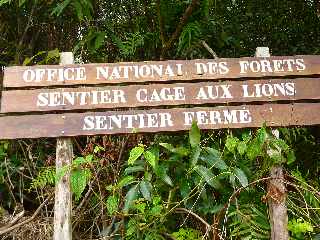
<box><xmin>0</xmin><ymin>0</ymin><xmax>320</xmax><ymax>239</ymax></box>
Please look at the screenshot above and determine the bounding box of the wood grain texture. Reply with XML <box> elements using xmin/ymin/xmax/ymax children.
<box><xmin>53</xmin><ymin>52</ymin><xmax>73</xmax><ymax>240</ymax></box>
<box><xmin>268</xmin><ymin>166</ymin><xmax>289</xmax><ymax>240</ymax></box>
<box><xmin>0</xmin><ymin>103</ymin><xmax>319</xmax><ymax>139</ymax></box>
<box><xmin>3</xmin><ymin>55</ymin><xmax>320</xmax><ymax>87</ymax></box>
<box><xmin>53</xmin><ymin>138</ymin><xmax>73</xmax><ymax>240</ymax></box>
<box><xmin>1</xmin><ymin>78</ymin><xmax>319</xmax><ymax>113</ymax></box>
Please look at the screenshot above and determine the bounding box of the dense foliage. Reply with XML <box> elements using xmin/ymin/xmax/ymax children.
<box><xmin>0</xmin><ymin>0</ymin><xmax>320</xmax><ymax>239</ymax></box>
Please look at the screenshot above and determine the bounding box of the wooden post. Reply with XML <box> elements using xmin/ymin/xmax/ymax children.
<box><xmin>53</xmin><ymin>52</ymin><xmax>74</xmax><ymax>240</ymax></box>
<box><xmin>255</xmin><ymin>47</ymin><xmax>289</xmax><ymax>240</ymax></box>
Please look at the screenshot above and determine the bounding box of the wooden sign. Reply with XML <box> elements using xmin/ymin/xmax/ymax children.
<box><xmin>1</xmin><ymin>55</ymin><xmax>320</xmax><ymax>139</ymax></box>
<box><xmin>0</xmin><ymin>103</ymin><xmax>319</xmax><ymax>139</ymax></box>
<box><xmin>4</xmin><ymin>55</ymin><xmax>320</xmax><ymax>87</ymax></box>
<box><xmin>1</xmin><ymin>78</ymin><xmax>319</xmax><ymax>113</ymax></box>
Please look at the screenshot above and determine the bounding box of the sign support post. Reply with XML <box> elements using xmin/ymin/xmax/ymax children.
<box><xmin>53</xmin><ymin>52</ymin><xmax>73</xmax><ymax>240</ymax></box>
<box><xmin>255</xmin><ymin>47</ymin><xmax>289</xmax><ymax>240</ymax></box>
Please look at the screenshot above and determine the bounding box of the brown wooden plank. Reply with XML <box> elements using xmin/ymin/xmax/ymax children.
<box><xmin>3</xmin><ymin>55</ymin><xmax>320</xmax><ymax>88</ymax></box>
<box><xmin>1</xmin><ymin>78</ymin><xmax>319</xmax><ymax>113</ymax></box>
<box><xmin>0</xmin><ymin>103</ymin><xmax>319</xmax><ymax>139</ymax></box>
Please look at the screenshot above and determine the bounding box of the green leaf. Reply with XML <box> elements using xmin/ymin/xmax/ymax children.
<box><xmin>161</xmin><ymin>173</ymin><xmax>173</xmax><ymax>186</ymax></box>
<box><xmin>174</xmin><ymin>147</ymin><xmax>190</xmax><ymax>156</ymax></box>
<box><xmin>237</xmin><ymin>141</ymin><xmax>247</xmax><ymax>155</ymax></box>
<box><xmin>246</xmin><ymin>138</ymin><xmax>262</xmax><ymax>161</ymax></box>
<box><xmin>126</xmin><ymin>219</ymin><xmax>138</xmax><ymax>236</ymax></box>
<box><xmin>128</xmin><ymin>146</ymin><xmax>144</xmax><ymax>165</ymax></box>
<box><xmin>234</xmin><ymin>168</ymin><xmax>248</xmax><ymax>187</ymax></box>
<box><xmin>150</xmin><ymin>205</ymin><xmax>163</xmax><ymax>216</ymax></box>
<box><xmin>71</xmin><ymin>169</ymin><xmax>91</xmax><ymax>201</ymax></box>
<box><xmin>155</xmin><ymin>166</ymin><xmax>173</xmax><ymax>186</ymax></box>
<box><xmin>73</xmin><ymin>157</ymin><xmax>85</xmax><ymax>166</ymax></box>
<box><xmin>191</xmin><ymin>146</ymin><xmax>201</xmax><ymax>167</ymax></box>
<box><xmin>189</xmin><ymin>121</ymin><xmax>201</xmax><ymax>148</ymax></box>
<box><xmin>241</xmin><ymin>131</ymin><xmax>252</xmax><ymax>142</ymax></box>
<box><xmin>202</xmin><ymin>147</ymin><xmax>227</xmax><ymax>170</ymax></box>
<box><xmin>0</xmin><ymin>0</ymin><xmax>11</xmax><ymax>7</ymax></box>
<box><xmin>106</xmin><ymin>195</ymin><xmax>119</xmax><ymax>215</ymax></box>
<box><xmin>94</xmin><ymin>145</ymin><xmax>105</xmax><ymax>153</ymax></box>
<box><xmin>95</xmin><ymin>32</ymin><xmax>106</xmax><ymax>49</ymax></box>
<box><xmin>23</xmin><ymin>57</ymin><xmax>31</xmax><ymax>66</ymax></box>
<box><xmin>194</xmin><ymin>165</ymin><xmax>221</xmax><ymax>189</ymax></box>
<box><xmin>134</xmin><ymin>202</ymin><xmax>146</xmax><ymax>213</ymax></box>
<box><xmin>272</xmin><ymin>138</ymin><xmax>289</xmax><ymax>153</ymax></box>
<box><xmin>225</xmin><ymin>136</ymin><xmax>239</xmax><ymax>153</ymax></box>
<box><xmin>73</xmin><ymin>0</ymin><xmax>83</xmax><ymax>20</ymax></box>
<box><xmin>124</xmin><ymin>165</ymin><xmax>145</xmax><ymax>175</ymax></box>
<box><xmin>159</xmin><ymin>142</ymin><xmax>175</xmax><ymax>152</ymax></box>
<box><xmin>267</xmin><ymin>141</ymin><xmax>283</xmax><ymax>163</ymax></box>
<box><xmin>143</xmin><ymin>150</ymin><xmax>156</xmax><ymax>169</ymax></box>
<box><xmin>117</xmin><ymin>176</ymin><xmax>135</xmax><ymax>188</ymax></box>
<box><xmin>46</xmin><ymin>48</ymin><xmax>60</xmax><ymax>63</ymax></box>
<box><xmin>51</xmin><ymin>0</ymin><xmax>71</xmax><ymax>16</ymax></box>
<box><xmin>123</xmin><ymin>184</ymin><xmax>139</xmax><ymax>212</ymax></box>
<box><xmin>139</xmin><ymin>180</ymin><xmax>152</xmax><ymax>201</ymax></box>
<box><xmin>73</xmin><ymin>155</ymin><xmax>92</xmax><ymax>166</ymax></box>
<box><xmin>287</xmin><ymin>150</ymin><xmax>296</xmax><ymax>165</ymax></box>
<box><xmin>257</xmin><ymin>127</ymin><xmax>267</xmax><ymax>145</ymax></box>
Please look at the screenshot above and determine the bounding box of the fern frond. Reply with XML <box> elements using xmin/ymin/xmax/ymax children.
<box><xmin>30</xmin><ymin>167</ymin><xmax>56</xmax><ymax>189</ymax></box>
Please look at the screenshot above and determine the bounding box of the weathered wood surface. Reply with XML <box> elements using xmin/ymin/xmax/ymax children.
<box><xmin>1</xmin><ymin>78</ymin><xmax>319</xmax><ymax>113</ymax></box>
<box><xmin>0</xmin><ymin>103</ymin><xmax>319</xmax><ymax>139</ymax></box>
<box><xmin>256</xmin><ymin>47</ymin><xmax>289</xmax><ymax>240</ymax></box>
<box><xmin>3</xmin><ymin>55</ymin><xmax>320</xmax><ymax>87</ymax></box>
<box><xmin>53</xmin><ymin>52</ymin><xmax>73</xmax><ymax>240</ymax></box>
<box><xmin>268</xmin><ymin>165</ymin><xmax>289</xmax><ymax>240</ymax></box>
<box><xmin>54</xmin><ymin>138</ymin><xmax>73</xmax><ymax>240</ymax></box>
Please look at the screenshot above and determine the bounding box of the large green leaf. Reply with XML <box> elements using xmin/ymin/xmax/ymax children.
<box><xmin>155</xmin><ymin>166</ymin><xmax>173</xmax><ymax>186</ymax></box>
<box><xmin>94</xmin><ymin>31</ymin><xmax>106</xmax><ymax>49</ymax></box>
<box><xmin>190</xmin><ymin>146</ymin><xmax>201</xmax><ymax>167</ymax></box>
<box><xmin>189</xmin><ymin>121</ymin><xmax>201</xmax><ymax>148</ymax></box>
<box><xmin>237</xmin><ymin>141</ymin><xmax>247</xmax><ymax>155</ymax></box>
<box><xmin>117</xmin><ymin>176</ymin><xmax>135</xmax><ymax>188</ymax></box>
<box><xmin>139</xmin><ymin>180</ymin><xmax>152</xmax><ymax>201</ymax></box>
<box><xmin>194</xmin><ymin>165</ymin><xmax>221</xmax><ymax>189</ymax></box>
<box><xmin>128</xmin><ymin>146</ymin><xmax>144</xmax><ymax>165</ymax></box>
<box><xmin>143</xmin><ymin>150</ymin><xmax>156</xmax><ymax>169</ymax></box>
<box><xmin>123</xmin><ymin>184</ymin><xmax>139</xmax><ymax>212</ymax></box>
<box><xmin>106</xmin><ymin>195</ymin><xmax>119</xmax><ymax>215</ymax></box>
<box><xmin>225</xmin><ymin>136</ymin><xmax>239</xmax><ymax>153</ymax></box>
<box><xmin>124</xmin><ymin>166</ymin><xmax>145</xmax><ymax>175</ymax></box>
<box><xmin>202</xmin><ymin>147</ymin><xmax>228</xmax><ymax>170</ymax></box>
<box><xmin>246</xmin><ymin>138</ymin><xmax>262</xmax><ymax>161</ymax></box>
<box><xmin>234</xmin><ymin>168</ymin><xmax>248</xmax><ymax>187</ymax></box>
<box><xmin>159</xmin><ymin>143</ymin><xmax>175</xmax><ymax>152</ymax></box>
<box><xmin>71</xmin><ymin>169</ymin><xmax>91</xmax><ymax>201</ymax></box>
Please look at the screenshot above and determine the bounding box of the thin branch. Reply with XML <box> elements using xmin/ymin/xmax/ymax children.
<box><xmin>161</xmin><ymin>0</ymin><xmax>200</xmax><ymax>58</ymax></box>
<box><xmin>0</xmin><ymin>193</ymin><xmax>53</xmax><ymax>235</ymax></box>
<box><xmin>116</xmin><ymin>135</ymin><xmax>130</xmax><ymax>176</ymax></box>
<box><xmin>175</xmin><ymin>208</ymin><xmax>211</xmax><ymax>229</ymax></box>
<box><xmin>15</xmin><ymin>4</ymin><xmax>37</xmax><ymax>64</ymax></box>
<box><xmin>201</xmin><ymin>40</ymin><xmax>218</xmax><ymax>59</ymax></box>
<box><xmin>157</xmin><ymin>0</ymin><xmax>166</xmax><ymax>47</ymax></box>
<box><xmin>8</xmin><ymin>210</ymin><xmax>25</xmax><ymax>226</ymax></box>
